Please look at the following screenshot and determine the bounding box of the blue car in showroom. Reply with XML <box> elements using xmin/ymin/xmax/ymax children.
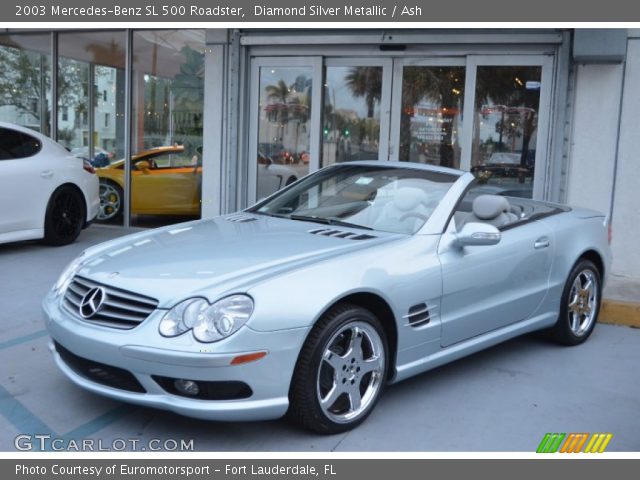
<box><xmin>43</xmin><ymin>161</ymin><xmax>611</xmax><ymax>433</ymax></box>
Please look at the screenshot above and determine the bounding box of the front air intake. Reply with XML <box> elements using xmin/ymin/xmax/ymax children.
<box><xmin>225</xmin><ymin>214</ymin><xmax>257</xmax><ymax>223</ymax></box>
<box><xmin>308</xmin><ymin>228</ymin><xmax>376</xmax><ymax>241</ymax></box>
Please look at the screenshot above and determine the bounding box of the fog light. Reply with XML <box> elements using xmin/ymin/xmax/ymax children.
<box><xmin>174</xmin><ymin>379</ymin><xmax>200</xmax><ymax>396</ymax></box>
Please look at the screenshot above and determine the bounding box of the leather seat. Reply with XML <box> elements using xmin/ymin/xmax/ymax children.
<box><xmin>372</xmin><ymin>187</ymin><xmax>433</xmax><ymax>234</ymax></box>
<box><xmin>463</xmin><ymin>194</ymin><xmax>518</xmax><ymax>228</ymax></box>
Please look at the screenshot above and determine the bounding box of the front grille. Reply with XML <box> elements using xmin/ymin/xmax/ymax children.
<box><xmin>63</xmin><ymin>276</ymin><xmax>158</xmax><ymax>330</ymax></box>
<box><xmin>54</xmin><ymin>341</ymin><xmax>146</xmax><ymax>393</ymax></box>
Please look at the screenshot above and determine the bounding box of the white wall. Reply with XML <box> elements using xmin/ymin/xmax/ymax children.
<box><xmin>566</xmin><ymin>64</ymin><xmax>623</xmax><ymax>215</ymax></box>
<box><xmin>567</xmin><ymin>34</ymin><xmax>640</xmax><ymax>282</ymax></box>
<box><xmin>610</xmin><ymin>38</ymin><xmax>640</xmax><ymax>279</ymax></box>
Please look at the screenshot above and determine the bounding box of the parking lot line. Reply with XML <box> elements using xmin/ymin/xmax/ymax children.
<box><xmin>62</xmin><ymin>405</ymin><xmax>137</xmax><ymax>442</ymax></box>
<box><xmin>0</xmin><ymin>330</ymin><xmax>47</xmax><ymax>351</ymax></box>
<box><xmin>0</xmin><ymin>384</ymin><xmax>55</xmax><ymax>437</ymax></box>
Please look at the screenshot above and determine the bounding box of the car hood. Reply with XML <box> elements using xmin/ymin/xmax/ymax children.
<box><xmin>75</xmin><ymin>214</ymin><xmax>400</xmax><ymax>308</ymax></box>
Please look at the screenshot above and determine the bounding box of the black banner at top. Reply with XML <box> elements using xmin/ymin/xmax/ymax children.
<box><xmin>2</xmin><ymin>0</ymin><xmax>640</xmax><ymax>22</ymax></box>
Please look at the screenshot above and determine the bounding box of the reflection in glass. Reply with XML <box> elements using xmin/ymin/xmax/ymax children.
<box><xmin>58</xmin><ymin>31</ymin><xmax>127</xmax><ymax>223</ymax></box>
<box><xmin>400</xmin><ymin>66</ymin><xmax>465</xmax><ymax>168</ymax></box>
<box><xmin>130</xmin><ymin>30</ymin><xmax>205</xmax><ymax>227</ymax></box>
<box><xmin>257</xmin><ymin>67</ymin><xmax>312</xmax><ymax>199</ymax></box>
<box><xmin>471</xmin><ymin>66</ymin><xmax>541</xmax><ymax>198</ymax></box>
<box><xmin>322</xmin><ymin>66</ymin><xmax>382</xmax><ymax>166</ymax></box>
<box><xmin>56</xmin><ymin>57</ymin><xmax>89</xmax><ymax>152</ymax></box>
<box><xmin>0</xmin><ymin>34</ymin><xmax>51</xmax><ymax>135</ymax></box>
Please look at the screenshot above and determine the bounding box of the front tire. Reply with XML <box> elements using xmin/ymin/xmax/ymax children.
<box><xmin>285</xmin><ymin>176</ymin><xmax>297</xmax><ymax>186</ymax></box>
<box><xmin>43</xmin><ymin>186</ymin><xmax>85</xmax><ymax>246</ymax></box>
<box><xmin>289</xmin><ymin>304</ymin><xmax>388</xmax><ymax>434</ymax></box>
<box><xmin>548</xmin><ymin>259</ymin><xmax>601</xmax><ymax>346</ymax></box>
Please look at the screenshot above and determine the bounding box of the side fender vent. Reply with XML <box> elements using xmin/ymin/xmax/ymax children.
<box><xmin>226</xmin><ymin>214</ymin><xmax>257</xmax><ymax>223</ymax></box>
<box><xmin>405</xmin><ymin>303</ymin><xmax>431</xmax><ymax>327</ymax></box>
<box><xmin>308</xmin><ymin>228</ymin><xmax>376</xmax><ymax>241</ymax></box>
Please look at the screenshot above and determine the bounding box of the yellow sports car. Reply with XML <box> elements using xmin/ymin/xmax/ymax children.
<box><xmin>97</xmin><ymin>145</ymin><xmax>201</xmax><ymax>221</ymax></box>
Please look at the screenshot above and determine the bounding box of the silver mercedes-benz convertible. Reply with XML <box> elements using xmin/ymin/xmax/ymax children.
<box><xmin>43</xmin><ymin>161</ymin><xmax>612</xmax><ymax>433</ymax></box>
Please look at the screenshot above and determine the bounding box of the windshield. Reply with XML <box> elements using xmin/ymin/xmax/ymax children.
<box><xmin>249</xmin><ymin>164</ymin><xmax>458</xmax><ymax>234</ymax></box>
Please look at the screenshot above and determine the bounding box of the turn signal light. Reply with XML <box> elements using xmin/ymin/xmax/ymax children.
<box><xmin>230</xmin><ymin>351</ymin><xmax>267</xmax><ymax>365</ymax></box>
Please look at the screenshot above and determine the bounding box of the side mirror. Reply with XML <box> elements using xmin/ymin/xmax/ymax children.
<box><xmin>258</xmin><ymin>154</ymin><xmax>273</xmax><ymax>167</ymax></box>
<box><xmin>452</xmin><ymin>222</ymin><xmax>501</xmax><ymax>248</ymax></box>
<box><xmin>136</xmin><ymin>160</ymin><xmax>151</xmax><ymax>172</ymax></box>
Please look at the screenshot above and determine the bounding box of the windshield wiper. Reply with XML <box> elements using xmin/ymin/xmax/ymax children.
<box><xmin>252</xmin><ymin>211</ymin><xmax>288</xmax><ymax>218</ymax></box>
<box><xmin>289</xmin><ymin>214</ymin><xmax>373</xmax><ymax>231</ymax></box>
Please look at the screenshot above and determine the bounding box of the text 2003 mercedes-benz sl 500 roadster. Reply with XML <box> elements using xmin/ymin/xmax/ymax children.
<box><xmin>43</xmin><ymin>161</ymin><xmax>611</xmax><ymax>433</ymax></box>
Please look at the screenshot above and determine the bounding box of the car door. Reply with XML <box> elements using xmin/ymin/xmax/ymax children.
<box><xmin>0</xmin><ymin>127</ymin><xmax>52</xmax><ymax>233</ymax></box>
<box><xmin>132</xmin><ymin>153</ymin><xmax>200</xmax><ymax>215</ymax></box>
<box><xmin>438</xmin><ymin>213</ymin><xmax>555</xmax><ymax>348</ymax></box>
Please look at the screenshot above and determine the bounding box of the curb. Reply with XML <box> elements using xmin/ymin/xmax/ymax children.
<box><xmin>599</xmin><ymin>299</ymin><xmax>640</xmax><ymax>328</ymax></box>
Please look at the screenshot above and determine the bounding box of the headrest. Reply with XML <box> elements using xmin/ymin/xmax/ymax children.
<box><xmin>472</xmin><ymin>194</ymin><xmax>510</xmax><ymax>220</ymax></box>
<box><xmin>393</xmin><ymin>187</ymin><xmax>429</xmax><ymax>212</ymax></box>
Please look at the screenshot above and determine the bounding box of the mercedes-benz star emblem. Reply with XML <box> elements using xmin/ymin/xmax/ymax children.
<box><xmin>79</xmin><ymin>287</ymin><xmax>106</xmax><ymax>319</ymax></box>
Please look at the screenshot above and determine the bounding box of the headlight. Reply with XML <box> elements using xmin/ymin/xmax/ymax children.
<box><xmin>159</xmin><ymin>295</ymin><xmax>254</xmax><ymax>343</ymax></box>
<box><xmin>52</xmin><ymin>252</ymin><xmax>86</xmax><ymax>296</ymax></box>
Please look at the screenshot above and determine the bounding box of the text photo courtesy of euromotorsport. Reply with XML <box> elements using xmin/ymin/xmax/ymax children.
<box><xmin>16</xmin><ymin>464</ymin><xmax>333</xmax><ymax>477</ymax></box>
<box><xmin>36</xmin><ymin>5</ymin><xmax>423</xmax><ymax>19</ymax></box>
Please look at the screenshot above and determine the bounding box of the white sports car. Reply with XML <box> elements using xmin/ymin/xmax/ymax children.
<box><xmin>0</xmin><ymin>122</ymin><xmax>99</xmax><ymax>245</ymax></box>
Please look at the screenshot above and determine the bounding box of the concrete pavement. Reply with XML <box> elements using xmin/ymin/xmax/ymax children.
<box><xmin>1</xmin><ymin>225</ymin><xmax>639</xmax><ymax>451</ymax></box>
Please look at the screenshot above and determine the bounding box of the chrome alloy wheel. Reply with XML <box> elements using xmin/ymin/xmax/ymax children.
<box><xmin>98</xmin><ymin>182</ymin><xmax>121</xmax><ymax>221</ymax></box>
<box><xmin>567</xmin><ymin>269</ymin><xmax>599</xmax><ymax>336</ymax></box>
<box><xmin>316</xmin><ymin>321</ymin><xmax>385</xmax><ymax>424</ymax></box>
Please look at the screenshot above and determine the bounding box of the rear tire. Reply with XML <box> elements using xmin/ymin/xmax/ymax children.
<box><xmin>43</xmin><ymin>186</ymin><xmax>85</xmax><ymax>246</ymax></box>
<box><xmin>548</xmin><ymin>259</ymin><xmax>601</xmax><ymax>346</ymax></box>
<box><xmin>289</xmin><ymin>304</ymin><xmax>388</xmax><ymax>434</ymax></box>
<box><xmin>97</xmin><ymin>179</ymin><xmax>123</xmax><ymax>223</ymax></box>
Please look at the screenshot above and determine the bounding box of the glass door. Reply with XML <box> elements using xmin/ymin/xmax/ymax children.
<box><xmin>321</xmin><ymin>58</ymin><xmax>392</xmax><ymax>166</ymax></box>
<box><xmin>390</xmin><ymin>58</ymin><xmax>467</xmax><ymax>168</ymax></box>
<box><xmin>390</xmin><ymin>55</ymin><xmax>553</xmax><ymax>199</ymax></box>
<box><xmin>461</xmin><ymin>55</ymin><xmax>553</xmax><ymax>199</ymax></box>
<box><xmin>248</xmin><ymin>54</ymin><xmax>554</xmax><ymax>204</ymax></box>
<box><xmin>248</xmin><ymin>57</ymin><xmax>322</xmax><ymax>203</ymax></box>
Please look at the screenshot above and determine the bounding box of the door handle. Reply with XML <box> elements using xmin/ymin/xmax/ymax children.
<box><xmin>40</xmin><ymin>170</ymin><xmax>54</xmax><ymax>179</ymax></box>
<box><xmin>534</xmin><ymin>237</ymin><xmax>550</xmax><ymax>249</ymax></box>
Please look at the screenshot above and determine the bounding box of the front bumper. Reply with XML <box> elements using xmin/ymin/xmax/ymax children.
<box><xmin>43</xmin><ymin>291</ymin><xmax>309</xmax><ymax>421</ymax></box>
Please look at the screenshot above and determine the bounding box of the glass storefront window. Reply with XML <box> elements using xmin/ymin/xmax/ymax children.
<box><xmin>471</xmin><ymin>66</ymin><xmax>542</xmax><ymax>198</ymax></box>
<box><xmin>322</xmin><ymin>66</ymin><xmax>383</xmax><ymax>166</ymax></box>
<box><xmin>58</xmin><ymin>31</ymin><xmax>127</xmax><ymax>223</ymax></box>
<box><xmin>399</xmin><ymin>66</ymin><xmax>465</xmax><ymax>168</ymax></box>
<box><xmin>131</xmin><ymin>30</ymin><xmax>205</xmax><ymax>227</ymax></box>
<box><xmin>0</xmin><ymin>34</ymin><xmax>51</xmax><ymax>135</ymax></box>
<box><xmin>56</xmin><ymin>56</ymin><xmax>89</xmax><ymax>152</ymax></box>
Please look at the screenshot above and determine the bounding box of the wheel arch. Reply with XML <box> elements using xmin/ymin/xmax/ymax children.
<box><xmin>314</xmin><ymin>291</ymin><xmax>399</xmax><ymax>382</ymax></box>
<box><xmin>44</xmin><ymin>182</ymin><xmax>87</xmax><ymax>228</ymax></box>
<box><xmin>577</xmin><ymin>249</ymin><xmax>605</xmax><ymax>281</ymax></box>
